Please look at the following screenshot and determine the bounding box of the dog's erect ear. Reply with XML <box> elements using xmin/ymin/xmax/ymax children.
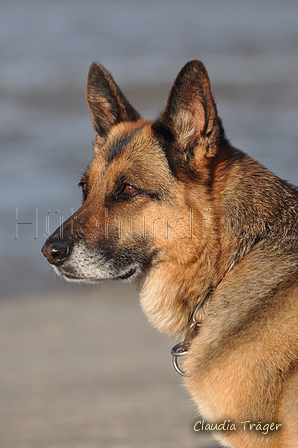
<box><xmin>86</xmin><ymin>62</ymin><xmax>141</xmax><ymax>138</ymax></box>
<box><xmin>155</xmin><ymin>60</ymin><xmax>221</xmax><ymax>157</ymax></box>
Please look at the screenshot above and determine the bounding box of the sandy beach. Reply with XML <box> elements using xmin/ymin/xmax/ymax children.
<box><xmin>0</xmin><ymin>284</ymin><xmax>217</xmax><ymax>448</ymax></box>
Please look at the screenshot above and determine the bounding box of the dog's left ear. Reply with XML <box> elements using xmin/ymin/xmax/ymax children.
<box><xmin>155</xmin><ymin>60</ymin><xmax>222</xmax><ymax>158</ymax></box>
<box><xmin>86</xmin><ymin>62</ymin><xmax>140</xmax><ymax>139</ymax></box>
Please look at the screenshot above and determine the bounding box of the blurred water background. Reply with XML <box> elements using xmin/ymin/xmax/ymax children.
<box><xmin>0</xmin><ymin>1</ymin><xmax>298</xmax><ymax>447</ymax></box>
<box><xmin>1</xmin><ymin>0</ymin><xmax>298</xmax><ymax>297</ymax></box>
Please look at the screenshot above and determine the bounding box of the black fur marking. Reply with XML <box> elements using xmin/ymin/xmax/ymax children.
<box><xmin>94</xmin><ymin>240</ymin><xmax>157</xmax><ymax>278</ymax></box>
<box><xmin>107</xmin><ymin>132</ymin><xmax>137</xmax><ymax>165</ymax></box>
<box><xmin>151</xmin><ymin>121</ymin><xmax>181</xmax><ymax>178</ymax></box>
<box><xmin>107</xmin><ymin>123</ymin><xmax>147</xmax><ymax>165</ymax></box>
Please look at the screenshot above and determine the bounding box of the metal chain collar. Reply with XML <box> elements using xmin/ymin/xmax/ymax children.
<box><xmin>171</xmin><ymin>298</ymin><xmax>204</xmax><ymax>376</ymax></box>
<box><xmin>171</xmin><ymin>261</ymin><xmax>235</xmax><ymax>376</ymax></box>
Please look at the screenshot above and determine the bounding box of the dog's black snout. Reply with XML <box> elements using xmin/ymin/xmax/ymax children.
<box><xmin>41</xmin><ymin>239</ymin><xmax>73</xmax><ymax>265</ymax></box>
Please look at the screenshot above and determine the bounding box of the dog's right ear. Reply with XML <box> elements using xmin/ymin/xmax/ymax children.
<box><xmin>86</xmin><ymin>62</ymin><xmax>140</xmax><ymax>138</ymax></box>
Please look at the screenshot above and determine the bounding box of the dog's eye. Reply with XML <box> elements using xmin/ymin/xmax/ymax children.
<box><xmin>115</xmin><ymin>183</ymin><xmax>139</xmax><ymax>200</ymax></box>
<box><xmin>124</xmin><ymin>184</ymin><xmax>137</xmax><ymax>196</ymax></box>
<box><xmin>78</xmin><ymin>179</ymin><xmax>88</xmax><ymax>202</ymax></box>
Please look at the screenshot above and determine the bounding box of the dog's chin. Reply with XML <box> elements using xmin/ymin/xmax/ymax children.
<box><xmin>53</xmin><ymin>264</ymin><xmax>140</xmax><ymax>284</ymax></box>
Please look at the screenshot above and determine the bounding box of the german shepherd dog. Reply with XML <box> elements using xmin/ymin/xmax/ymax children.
<box><xmin>42</xmin><ymin>60</ymin><xmax>298</xmax><ymax>447</ymax></box>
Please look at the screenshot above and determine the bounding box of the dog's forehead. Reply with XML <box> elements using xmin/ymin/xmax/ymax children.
<box><xmin>89</xmin><ymin>121</ymin><xmax>171</xmax><ymax>178</ymax></box>
<box><xmin>91</xmin><ymin>121</ymin><xmax>144</xmax><ymax>161</ymax></box>
<box><xmin>104</xmin><ymin>120</ymin><xmax>152</xmax><ymax>162</ymax></box>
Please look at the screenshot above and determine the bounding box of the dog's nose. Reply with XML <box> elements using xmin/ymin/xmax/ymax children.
<box><xmin>41</xmin><ymin>239</ymin><xmax>73</xmax><ymax>265</ymax></box>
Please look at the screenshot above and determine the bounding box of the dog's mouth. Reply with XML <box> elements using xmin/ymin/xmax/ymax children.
<box><xmin>116</xmin><ymin>266</ymin><xmax>137</xmax><ymax>280</ymax></box>
<box><xmin>47</xmin><ymin>241</ymin><xmax>151</xmax><ymax>284</ymax></box>
<box><xmin>54</xmin><ymin>264</ymin><xmax>139</xmax><ymax>283</ymax></box>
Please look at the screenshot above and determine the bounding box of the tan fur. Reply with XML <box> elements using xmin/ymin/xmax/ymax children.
<box><xmin>42</xmin><ymin>60</ymin><xmax>298</xmax><ymax>447</ymax></box>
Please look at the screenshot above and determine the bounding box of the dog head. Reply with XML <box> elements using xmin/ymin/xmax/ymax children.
<box><xmin>42</xmin><ymin>60</ymin><xmax>226</xmax><ymax>334</ymax></box>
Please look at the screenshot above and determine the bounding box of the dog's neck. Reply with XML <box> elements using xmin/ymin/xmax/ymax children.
<box><xmin>138</xmin><ymin>145</ymin><xmax>298</xmax><ymax>338</ymax></box>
